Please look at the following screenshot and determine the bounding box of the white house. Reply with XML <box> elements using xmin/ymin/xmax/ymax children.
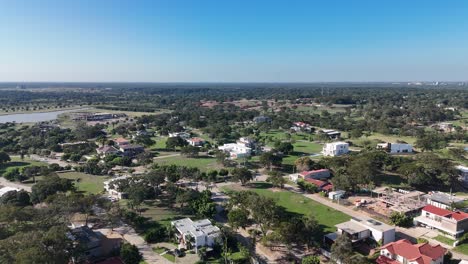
<box><xmin>377</xmin><ymin>142</ymin><xmax>413</xmax><ymax>154</ymax></box>
<box><xmin>103</xmin><ymin>175</ymin><xmax>131</xmax><ymax>200</ymax></box>
<box><xmin>187</xmin><ymin>137</ymin><xmax>206</xmax><ymax>147</ymax></box>
<box><xmin>171</xmin><ymin>218</ymin><xmax>220</xmax><ymax>252</ymax></box>
<box><xmin>456</xmin><ymin>165</ymin><xmax>468</xmax><ymax>184</ymax></box>
<box><xmin>218</xmin><ymin>143</ymin><xmax>252</xmax><ymax>159</ymax></box>
<box><xmin>322</xmin><ymin>142</ymin><xmax>349</xmax><ymax>156</ymax></box>
<box><xmin>377</xmin><ymin>239</ymin><xmax>446</xmax><ymax>264</ymax></box>
<box><xmin>325</xmin><ymin>217</ymin><xmax>395</xmax><ymax>246</ymax></box>
<box><xmin>168</xmin><ymin>132</ymin><xmax>191</xmax><ymax>139</ymax></box>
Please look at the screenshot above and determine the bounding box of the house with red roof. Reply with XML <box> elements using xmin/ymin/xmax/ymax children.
<box><xmin>187</xmin><ymin>137</ymin><xmax>206</xmax><ymax>147</ymax></box>
<box><xmin>300</xmin><ymin>169</ymin><xmax>331</xmax><ymax>180</ymax></box>
<box><xmin>376</xmin><ymin>239</ymin><xmax>446</xmax><ymax>264</ymax></box>
<box><xmin>414</xmin><ymin>205</ymin><xmax>468</xmax><ymax>239</ymax></box>
<box><xmin>304</xmin><ymin>178</ymin><xmax>334</xmax><ymax>192</ymax></box>
<box><xmin>113</xmin><ymin>138</ymin><xmax>130</xmax><ymax>146</ymax></box>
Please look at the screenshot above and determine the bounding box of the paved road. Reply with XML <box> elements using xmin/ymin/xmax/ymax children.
<box><xmin>153</xmin><ymin>153</ymin><xmax>180</xmax><ymax>160</ymax></box>
<box><xmin>0</xmin><ymin>177</ymin><xmax>32</xmax><ymax>192</ymax></box>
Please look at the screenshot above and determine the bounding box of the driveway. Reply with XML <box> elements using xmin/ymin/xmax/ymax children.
<box><xmin>0</xmin><ymin>177</ymin><xmax>32</xmax><ymax>192</ymax></box>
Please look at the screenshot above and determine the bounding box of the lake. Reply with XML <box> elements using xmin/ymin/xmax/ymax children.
<box><xmin>0</xmin><ymin>108</ymin><xmax>88</xmax><ymax>123</ymax></box>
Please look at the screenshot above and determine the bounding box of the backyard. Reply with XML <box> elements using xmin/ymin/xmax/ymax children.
<box><xmin>153</xmin><ymin>155</ymin><xmax>221</xmax><ymax>172</ymax></box>
<box><xmin>222</xmin><ymin>182</ymin><xmax>350</xmax><ymax>233</ymax></box>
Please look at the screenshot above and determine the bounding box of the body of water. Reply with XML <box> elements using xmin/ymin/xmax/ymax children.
<box><xmin>0</xmin><ymin>108</ymin><xmax>88</xmax><ymax>123</ymax></box>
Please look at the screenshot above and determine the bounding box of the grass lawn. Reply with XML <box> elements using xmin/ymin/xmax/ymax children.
<box><xmin>153</xmin><ymin>247</ymin><xmax>167</xmax><ymax>254</ymax></box>
<box><xmin>162</xmin><ymin>253</ymin><xmax>175</xmax><ymax>262</ymax></box>
<box><xmin>223</xmin><ymin>183</ymin><xmax>350</xmax><ymax>233</ymax></box>
<box><xmin>57</xmin><ymin>171</ymin><xmax>108</xmax><ymax>194</ymax></box>
<box><xmin>153</xmin><ymin>155</ymin><xmax>220</xmax><ymax>172</ymax></box>
<box><xmin>151</xmin><ymin>136</ymin><xmax>168</xmax><ymax>150</ymax></box>
<box><xmin>433</xmin><ymin>235</ymin><xmax>455</xmax><ymax>246</ymax></box>
<box><xmin>358</xmin><ymin>133</ymin><xmax>417</xmax><ymax>145</ymax></box>
<box><xmin>454</xmin><ymin>243</ymin><xmax>468</xmax><ymax>255</ymax></box>
<box><xmin>0</xmin><ymin>156</ymin><xmax>46</xmax><ymax>175</ymax></box>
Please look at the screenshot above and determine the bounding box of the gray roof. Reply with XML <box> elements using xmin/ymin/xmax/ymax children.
<box><xmin>425</xmin><ymin>192</ymin><xmax>464</xmax><ymax>205</ymax></box>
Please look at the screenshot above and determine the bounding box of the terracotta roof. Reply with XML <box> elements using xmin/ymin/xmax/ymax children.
<box><xmin>376</xmin><ymin>255</ymin><xmax>400</xmax><ymax>264</ymax></box>
<box><xmin>322</xmin><ymin>183</ymin><xmax>334</xmax><ymax>191</ymax></box>
<box><xmin>114</xmin><ymin>138</ymin><xmax>129</xmax><ymax>144</ymax></box>
<box><xmin>422</xmin><ymin>205</ymin><xmax>468</xmax><ymax>222</ymax></box>
<box><xmin>300</xmin><ymin>169</ymin><xmax>330</xmax><ymax>176</ymax></box>
<box><xmin>189</xmin><ymin>137</ymin><xmax>205</xmax><ymax>142</ymax></box>
<box><xmin>304</xmin><ymin>178</ymin><xmax>327</xmax><ymax>187</ymax></box>
<box><xmin>380</xmin><ymin>239</ymin><xmax>446</xmax><ymax>264</ymax></box>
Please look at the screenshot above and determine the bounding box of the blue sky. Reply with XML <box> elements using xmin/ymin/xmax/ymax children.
<box><xmin>1</xmin><ymin>0</ymin><xmax>467</xmax><ymax>82</ymax></box>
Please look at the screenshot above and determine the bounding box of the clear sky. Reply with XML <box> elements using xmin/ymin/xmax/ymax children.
<box><xmin>1</xmin><ymin>0</ymin><xmax>468</xmax><ymax>82</ymax></box>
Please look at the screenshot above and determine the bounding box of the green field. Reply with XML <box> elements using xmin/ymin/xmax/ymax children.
<box><xmin>433</xmin><ymin>235</ymin><xmax>455</xmax><ymax>246</ymax></box>
<box><xmin>153</xmin><ymin>155</ymin><xmax>220</xmax><ymax>172</ymax></box>
<box><xmin>223</xmin><ymin>183</ymin><xmax>350</xmax><ymax>233</ymax></box>
<box><xmin>0</xmin><ymin>156</ymin><xmax>46</xmax><ymax>175</ymax></box>
<box><xmin>57</xmin><ymin>171</ymin><xmax>108</xmax><ymax>194</ymax></box>
<box><xmin>454</xmin><ymin>243</ymin><xmax>468</xmax><ymax>255</ymax></box>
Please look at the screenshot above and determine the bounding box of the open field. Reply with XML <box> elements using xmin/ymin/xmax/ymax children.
<box><xmin>0</xmin><ymin>156</ymin><xmax>46</xmax><ymax>175</ymax></box>
<box><xmin>223</xmin><ymin>182</ymin><xmax>350</xmax><ymax>233</ymax></box>
<box><xmin>153</xmin><ymin>155</ymin><xmax>220</xmax><ymax>172</ymax></box>
<box><xmin>57</xmin><ymin>171</ymin><xmax>108</xmax><ymax>194</ymax></box>
<box><xmin>0</xmin><ymin>105</ymin><xmax>88</xmax><ymax>115</ymax></box>
<box><xmin>120</xmin><ymin>199</ymin><xmax>193</xmax><ymax>225</ymax></box>
<box><xmin>293</xmin><ymin>104</ymin><xmax>352</xmax><ymax>114</ymax></box>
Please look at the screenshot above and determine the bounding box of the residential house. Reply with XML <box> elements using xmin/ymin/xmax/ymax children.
<box><xmin>376</xmin><ymin>239</ymin><xmax>446</xmax><ymax>264</ymax></box>
<box><xmin>237</xmin><ymin>137</ymin><xmax>256</xmax><ymax>148</ymax></box>
<box><xmin>433</xmin><ymin>122</ymin><xmax>454</xmax><ymax>133</ymax></box>
<box><xmin>169</xmin><ymin>132</ymin><xmax>191</xmax><ymax>139</ymax></box>
<box><xmin>456</xmin><ymin>165</ymin><xmax>468</xmax><ymax>184</ymax></box>
<box><xmin>304</xmin><ymin>178</ymin><xmax>334</xmax><ymax>192</ymax></box>
<box><xmin>253</xmin><ymin>115</ymin><xmax>272</xmax><ymax>124</ymax></box>
<box><xmin>324</xmin><ymin>217</ymin><xmax>395</xmax><ymax>247</ymax></box>
<box><xmin>171</xmin><ymin>218</ymin><xmax>221</xmax><ymax>252</ymax></box>
<box><xmin>187</xmin><ymin>137</ymin><xmax>206</xmax><ymax>147</ymax></box>
<box><xmin>96</xmin><ymin>145</ymin><xmax>120</xmax><ymax>157</ymax></box>
<box><xmin>103</xmin><ymin>175</ymin><xmax>130</xmax><ymax>200</ymax></box>
<box><xmin>68</xmin><ymin>226</ymin><xmax>122</xmax><ymax>262</ymax></box>
<box><xmin>322</xmin><ymin>142</ymin><xmax>349</xmax><ymax>156</ymax></box>
<box><xmin>289</xmin><ymin>169</ymin><xmax>331</xmax><ymax>183</ymax></box>
<box><xmin>377</xmin><ymin>142</ymin><xmax>413</xmax><ymax>154</ymax></box>
<box><xmin>424</xmin><ymin>192</ymin><xmax>465</xmax><ymax>210</ymax></box>
<box><xmin>320</xmin><ymin>129</ymin><xmax>341</xmax><ymax>140</ymax></box>
<box><xmin>114</xmin><ymin>138</ymin><xmax>130</xmax><ymax>146</ymax></box>
<box><xmin>414</xmin><ymin>205</ymin><xmax>468</xmax><ymax>238</ymax></box>
<box><xmin>291</xmin><ymin>122</ymin><xmax>312</xmax><ymax>132</ymax></box>
<box><xmin>218</xmin><ymin>139</ymin><xmax>252</xmax><ymax>159</ymax></box>
<box><xmin>119</xmin><ymin>144</ymin><xmax>144</xmax><ymax>157</ymax></box>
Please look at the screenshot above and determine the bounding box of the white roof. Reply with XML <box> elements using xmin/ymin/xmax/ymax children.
<box><xmin>172</xmin><ymin>218</ymin><xmax>220</xmax><ymax>238</ymax></box>
<box><xmin>456</xmin><ymin>165</ymin><xmax>468</xmax><ymax>172</ymax></box>
<box><xmin>326</xmin><ymin>141</ymin><xmax>348</xmax><ymax>146</ymax></box>
<box><xmin>0</xmin><ymin>187</ymin><xmax>20</xmax><ymax>197</ymax></box>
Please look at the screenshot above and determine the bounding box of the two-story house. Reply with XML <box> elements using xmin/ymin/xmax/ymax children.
<box><xmin>377</xmin><ymin>239</ymin><xmax>446</xmax><ymax>264</ymax></box>
<box><xmin>414</xmin><ymin>205</ymin><xmax>468</xmax><ymax>239</ymax></box>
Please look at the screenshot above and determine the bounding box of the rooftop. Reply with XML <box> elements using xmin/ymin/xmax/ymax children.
<box><xmin>172</xmin><ymin>218</ymin><xmax>220</xmax><ymax>238</ymax></box>
<box><xmin>379</xmin><ymin>239</ymin><xmax>446</xmax><ymax>264</ymax></box>
<box><xmin>424</xmin><ymin>192</ymin><xmax>464</xmax><ymax>205</ymax></box>
<box><xmin>422</xmin><ymin>205</ymin><xmax>468</xmax><ymax>222</ymax></box>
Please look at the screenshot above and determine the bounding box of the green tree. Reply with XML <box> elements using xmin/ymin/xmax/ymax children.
<box><xmin>232</xmin><ymin>167</ymin><xmax>253</xmax><ymax>186</ymax></box>
<box><xmin>331</xmin><ymin>235</ymin><xmax>353</xmax><ymax>264</ymax></box>
<box><xmin>120</xmin><ymin>243</ymin><xmax>142</xmax><ymax>264</ymax></box>
<box><xmin>228</xmin><ymin>208</ymin><xmax>249</xmax><ymax>231</ymax></box>
<box><xmin>294</xmin><ymin>156</ymin><xmax>315</xmax><ymax>172</ymax></box>
<box><xmin>266</xmin><ymin>171</ymin><xmax>286</xmax><ymax>188</ymax></box>
<box><xmin>0</xmin><ymin>151</ymin><xmax>11</xmax><ymax>165</ymax></box>
<box><xmin>302</xmin><ymin>255</ymin><xmax>320</xmax><ymax>264</ymax></box>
